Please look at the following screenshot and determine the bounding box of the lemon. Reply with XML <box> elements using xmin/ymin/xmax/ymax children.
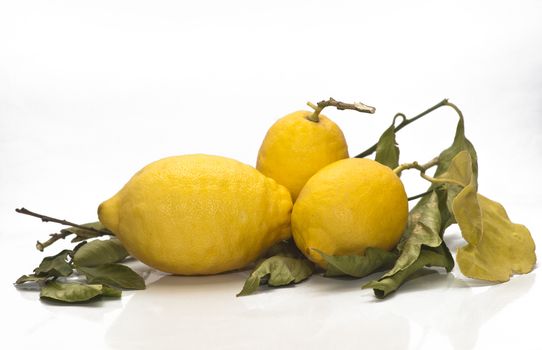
<box><xmin>98</xmin><ymin>154</ymin><xmax>292</xmax><ymax>275</ymax></box>
<box><xmin>291</xmin><ymin>158</ymin><xmax>408</xmax><ymax>267</ymax></box>
<box><xmin>256</xmin><ymin>110</ymin><xmax>348</xmax><ymax>201</ymax></box>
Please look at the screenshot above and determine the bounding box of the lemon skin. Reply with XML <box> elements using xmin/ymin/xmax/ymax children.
<box><xmin>98</xmin><ymin>154</ymin><xmax>292</xmax><ymax>275</ymax></box>
<box><xmin>292</xmin><ymin>158</ymin><xmax>408</xmax><ymax>267</ymax></box>
<box><xmin>257</xmin><ymin>110</ymin><xmax>348</xmax><ymax>201</ymax></box>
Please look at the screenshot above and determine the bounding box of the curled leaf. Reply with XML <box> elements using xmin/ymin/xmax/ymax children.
<box><xmin>77</xmin><ymin>264</ymin><xmax>146</xmax><ymax>290</ymax></box>
<box><xmin>363</xmin><ymin>244</ymin><xmax>454</xmax><ymax>298</ymax></box>
<box><xmin>389</xmin><ymin>190</ymin><xmax>446</xmax><ymax>275</ymax></box>
<box><xmin>40</xmin><ymin>281</ymin><xmax>121</xmax><ymax>303</ymax></box>
<box><xmin>73</xmin><ymin>238</ymin><xmax>128</xmax><ymax>267</ymax></box>
<box><xmin>365</xmin><ymin>111</ymin><xmax>476</xmax><ymax>298</ymax></box>
<box><xmin>315</xmin><ymin>247</ymin><xmax>397</xmax><ymax>278</ymax></box>
<box><xmin>237</xmin><ymin>256</ymin><xmax>313</xmax><ymax>296</ymax></box>
<box><xmin>445</xmin><ymin>151</ymin><xmax>536</xmax><ymax>281</ymax></box>
<box><xmin>375</xmin><ymin>121</ymin><xmax>400</xmax><ymax>169</ymax></box>
<box><xmin>15</xmin><ymin>274</ymin><xmax>48</xmax><ymax>285</ymax></box>
<box><xmin>40</xmin><ymin>282</ymin><xmax>103</xmax><ymax>303</ymax></box>
<box><xmin>34</xmin><ymin>250</ymin><xmax>73</xmax><ymax>277</ymax></box>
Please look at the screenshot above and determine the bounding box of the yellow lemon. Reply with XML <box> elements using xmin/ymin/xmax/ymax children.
<box><xmin>98</xmin><ymin>154</ymin><xmax>292</xmax><ymax>275</ymax></box>
<box><xmin>257</xmin><ymin>110</ymin><xmax>349</xmax><ymax>201</ymax></box>
<box><xmin>291</xmin><ymin>158</ymin><xmax>408</xmax><ymax>267</ymax></box>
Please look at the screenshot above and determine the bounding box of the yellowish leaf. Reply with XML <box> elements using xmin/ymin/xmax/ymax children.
<box><xmin>445</xmin><ymin>151</ymin><xmax>536</xmax><ymax>282</ymax></box>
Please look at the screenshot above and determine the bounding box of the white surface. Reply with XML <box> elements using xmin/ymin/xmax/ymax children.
<box><xmin>1</xmin><ymin>1</ymin><xmax>541</xmax><ymax>349</ymax></box>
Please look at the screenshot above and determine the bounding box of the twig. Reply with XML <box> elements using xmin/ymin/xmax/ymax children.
<box><xmin>306</xmin><ymin>97</ymin><xmax>375</xmax><ymax>122</ymax></box>
<box><xmin>393</xmin><ymin>157</ymin><xmax>464</xmax><ymax>187</ymax></box>
<box><xmin>393</xmin><ymin>157</ymin><xmax>439</xmax><ymax>176</ymax></box>
<box><xmin>15</xmin><ymin>208</ymin><xmax>112</xmax><ymax>251</ymax></box>
<box><xmin>356</xmin><ymin>99</ymin><xmax>458</xmax><ymax>158</ymax></box>
<box><xmin>35</xmin><ymin>232</ymin><xmax>73</xmax><ymax>252</ymax></box>
<box><xmin>16</xmin><ymin>208</ymin><xmax>106</xmax><ymax>233</ymax></box>
<box><xmin>407</xmin><ymin>189</ymin><xmax>435</xmax><ymax>201</ymax></box>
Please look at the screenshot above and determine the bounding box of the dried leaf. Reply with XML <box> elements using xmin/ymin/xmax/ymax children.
<box><xmin>34</xmin><ymin>250</ymin><xmax>73</xmax><ymax>277</ymax></box>
<box><xmin>315</xmin><ymin>247</ymin><xmax>397</xmax><ymax>278</ymax></box>
<box><xmin>444</xmin><ymin>151</ymin><xmax>536</xmax><ymax>281</ymax></box>
<box><xmin>363</xmin><ymin>244</ymin><xmax>454</xmax><ymax>298</ymax></box>
<box><xmin>73</xmin><ymin>238</ymin><xmax>128</xmax><ymax>267</ymax></box>
<box><xmin>77</xmin><ymin>264</ymin><xmax>145</xmax><ymax>290</ymax></box>
<box><xmin>365</xmin><ymin>113</ymin><xmax>476</xmax><ymax>298</ymax></box>
<box><xmin>237</xmin><ymin>256</ymin><xmax>313</xmax><ymax>296</ymax></box>
<box><xmin>375</xmin><ymin>122</ymin><xmax>400</xmax><ymax>169</ymax></box>
<box><xmin>15</xmin><ymin>274</ymin><xmax>48</xmax><ymax>285</ymax></box>
<box><xmin>40</xmin><ymin>282</ymin><xmax>103</xmax><ymax>303</ymax></box>
<box><xmin>101</xmin><ymin>285</ymin><xmax>122</xmax><ymax>298</ymax></box>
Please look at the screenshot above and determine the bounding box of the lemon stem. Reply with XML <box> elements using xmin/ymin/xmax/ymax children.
<box><xmin>393</xmin><ymin>157</ymin><xmax>465</xmax><ymax>187</ymax></box>
<box><xmin>306</xmin><ymin>98</ymin><xmax>376</xmax><ymax>123</ymax></box>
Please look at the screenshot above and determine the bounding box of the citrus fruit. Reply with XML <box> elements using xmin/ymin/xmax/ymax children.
<box><xmin>98</xmin><ymin>154</ymin><xmax>292</xmax><ymax>275</ymax></box>
<box><xmin>291</xmin><ymin>157</ymin><xmax>408</xmax><ymax>267</ymax></box>
<box><xmin>257</xmin><ymin>110</ymin><xmax>348</xmax><ymax>201</ymax></box>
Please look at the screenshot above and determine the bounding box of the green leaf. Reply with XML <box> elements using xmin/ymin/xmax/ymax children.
<box><xmin>388</xmin><ymin>188</ymin><xmax>448</xmax><ymax>275</ymax></box>
<box><xmin>73</xmin><ymin>238</ymin><xmax>128</xmax><ymax>267</ymax></box>
<box><xmin>434</xmin><ymin>115</ymin><xmax>478</xmax><ymax>188</ymax></box>
<box><xmin>315</xmin><ymin>247</ymin><xmax>397</xmax><ymax>278</ymax></box>
<box><xmin>375</xmin><ymin>122</ymin><xmax>400</xmax><ymax>169</ymax></box>
<box><xmin>237</xmin><ymin>256</ymin><xmax>313</xmax><ymax>296</ymax></box>
<box><xmin>363</xmin><ymin>244</ymin><xmax>454</xmax><ymax>298</ymax></box>
<box><xmin>40</xmin><ymin>281</ymin><xmax>103</xmax><ymax>303</ymax></box>
<box><xmin>365</xmin><ymin>112</ymin><xmax>477</xmax><ymax>298</ymax></box>
<box><xmin>101</xmin><ymin>285</ymin><xmax>122</xmax><ymax>298</ymax></box>
<box><xmin>443</xmin><ymin>151</ymin><xmax>536</xmax><ymax>281</ymax></box>
<box><xmin>34</xmin><ymin>250</ymin><xmax>73</xmax><ymax>277</ymax></box>
<box><xmin>77</xmin><ymin>264</ymin><xmax>145</xmax><ymax>290</ymax></box>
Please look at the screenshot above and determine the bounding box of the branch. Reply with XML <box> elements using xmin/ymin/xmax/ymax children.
<box><xmin>355</xmin><ymin>99</ymin><xmax>456</xmax><ymax>158</ymax></box>
<box><xmin>393</xmin><ymin>157</ymin><xmax>439</xmax><ymax>176</ymax></box>
<box><xmin>15</xmin><ymin>208</ymin><xmax>112</xmax><ymax>251</ymax></box>
<box><xmin>306</xmin><ymin>97</ymin><xmax>375</xmax><ymax>122</ymax></box>
<box><xmin>407</xmin><ymin>189</ymin><xmax>435</xmax><ymax>201</ymax></box>
<box><xmin>16</xmin><ymin>208</ymin><xmax>106</xmax><ymax>233</ymax></box>
<box><xmin>393</xmin><ymin>157</ymin><xmax>464</xmax><ymax>187</ymax></box>
<box><xmin>35</xmin><ymin>232</ymin><xmax>73</xmax><ymax>252</ymax></box>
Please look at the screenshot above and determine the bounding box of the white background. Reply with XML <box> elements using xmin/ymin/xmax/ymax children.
<box><xmin>1</xmin><ymin>1</ymin><xmax>541</xmax><ymax>349</ymax></box>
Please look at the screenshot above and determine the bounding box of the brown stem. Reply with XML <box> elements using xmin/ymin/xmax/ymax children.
<box><xmin>35</xmin><ymin>232</ymin><xmax>73</xmax><ymax>252</ymax></box>
<box><xmin>16</xmin><ymin>208</ymin><xmax>108</xmax><ymax>234</ymax></box>
<box><xmin>15</xmin><ymin>208</ymin><xmax>112</xmax><ymax>251</ymax></box>
<box><xmin>306</xmin><ymin>97</ymin><xmax>376</xmax><ymax>122</ymax></box>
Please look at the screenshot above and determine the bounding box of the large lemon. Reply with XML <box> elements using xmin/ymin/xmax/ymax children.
<box><xmin>292</xmin><ymin>158</ymin><xmax>408</xmax><ymax>267</ymax></box>
<box><xmin>257</xmin><ymin>110</ymin><xmax>348</xmax><ymax>201</ymax></box>
<box><xmin>98</xmin><ymin>154</ymin><xmax>292</xmax><ymax>275</ymax></box>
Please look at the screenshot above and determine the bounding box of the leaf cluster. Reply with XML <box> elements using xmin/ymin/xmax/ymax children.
<box><xmin>238</xmin><ymin>99</ymin><xmax>536</xmax><ymax>298</ymax></box>
<box><xmin>15</xmin><ymin>224</ymin><xmax>145</xmax><ymax>303</ymax></box>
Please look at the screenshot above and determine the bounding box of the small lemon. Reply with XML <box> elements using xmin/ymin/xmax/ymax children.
<box><xmin>291</xmin><ymin>158</ymin><xmax>408</xmax><ymax>267</ymax></box>
<box><xmin>98</xmin><ymin>154</ymin><xmax>292</xmax><ymax>275</ymax></box>
<box><xmin>257</xmin><ymin>110</ymin><xmax>348</xmax><ymax>201</ymax></box>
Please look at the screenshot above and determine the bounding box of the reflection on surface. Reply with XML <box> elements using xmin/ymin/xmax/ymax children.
<box><xmin>105</xmin><ymin>266</ymin><xmax>535</xmax><ymax>350</ymax></box>
<box><xmin>365</xmin><ymin>271</ymin><xmax>535</xmax><ymax>350</ymax></box>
